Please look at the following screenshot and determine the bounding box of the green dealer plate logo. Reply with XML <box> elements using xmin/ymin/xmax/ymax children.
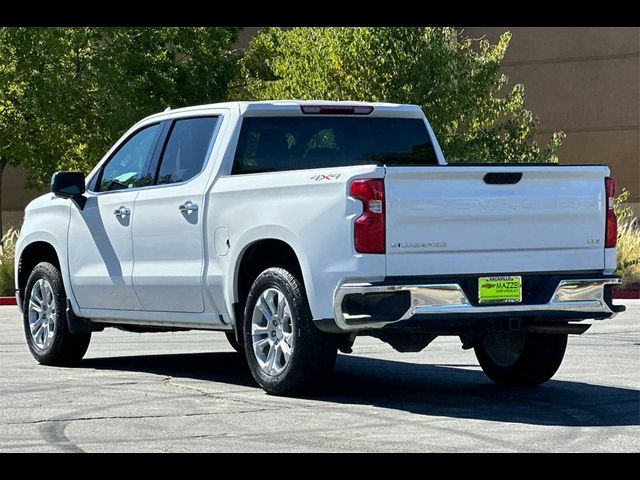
<box><xmin>478</xmin><ymin>276</ymin><xmax>522</xmax><ymax>304</ymax></box>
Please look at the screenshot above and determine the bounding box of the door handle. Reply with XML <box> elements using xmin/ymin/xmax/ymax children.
<box><xmin>113</xmin><ymin>206</ymin><xmax>131</xmax><ymax>218</ymax></box>
<box><xmin>179</xmin><ymin>201</ymin><xmax>199</xmax><ymax>214</ymax></box>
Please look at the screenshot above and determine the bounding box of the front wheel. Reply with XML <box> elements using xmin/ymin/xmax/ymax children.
<box><xmin>243</xmin><ymin>267</ymin><xmax>337</xmax><ymax>396</ymax></box>
<box><xmin>474</xmin><ymin>331</ymin><xmax>567</xmax><ymax>386</ymax></box>
<box><xmin>23</xmin><ymin>262</ymin><xmax>91</xmax><ymax>366</ymax></box>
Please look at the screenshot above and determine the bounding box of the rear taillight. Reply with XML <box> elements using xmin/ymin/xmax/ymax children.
<box><xmin>605</xmin><ymin>176</ymin><xmax>617</xmax><ymax>248</ymax></box>
<box><xmin>350</xmin><ymin>179</ymin><xmax>385</xmax><ymax>253</ymax></box>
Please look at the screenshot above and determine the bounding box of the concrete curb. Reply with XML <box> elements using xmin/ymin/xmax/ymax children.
<box><xmin>0</xmin><ymin>297</ymin><xmax>17</xmax><ymax>306</ymax></box>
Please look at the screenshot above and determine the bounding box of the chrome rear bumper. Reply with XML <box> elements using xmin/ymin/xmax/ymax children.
<box><xmin>334</xmin><ymin>277</ymin><xmax>622</xmax><ymax>331</ymax></box>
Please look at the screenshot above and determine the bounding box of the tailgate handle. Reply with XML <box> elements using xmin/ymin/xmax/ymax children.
<box><xmin>484</xmin><ymin>172</ymin><xmax>523</xmax><ymax>185</ymax></box>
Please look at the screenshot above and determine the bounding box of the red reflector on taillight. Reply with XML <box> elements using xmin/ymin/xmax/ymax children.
<box><xmin>605</xmin><ymin>176</ymin><xmax>617</xmax><ymax>248</ymax></box>
<box><xmin>350</xmin><ymin>179</ymin><xmax>385</xmax><ymax>253</ymax></box>
<box><xmin>300</xmin><ymin>105</ymin><xmax>374</xmax><ymax>115</ymax></box>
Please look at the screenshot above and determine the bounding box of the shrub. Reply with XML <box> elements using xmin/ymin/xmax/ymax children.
<box><xmin>0</xmin><ymin>227</ymin><xmax>19</xmax><ymax>296</ymax></box>
<box><xmin>614</xmin><ymin>191</ymin><xmax>640</xmax><ymax>287</ymax></box>
<box><xmin>239</xmin><ymin>27</ymin><xmax>565</xmax><ymax>164</ymax></box>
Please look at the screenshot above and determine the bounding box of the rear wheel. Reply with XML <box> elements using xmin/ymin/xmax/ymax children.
<box><xmin>23</xmin><ymin>262</ymin><xmax>91</xmax><ymax>366</ymax></box>
<box><xmin>243</xmin><ymin>267</ymin><xmax>337</xmax><ymax>395</ymax></box>
<box><xmin>474</xmin><ymin>331</ymin><xmax>567</xmax><ymax>386</ymax></box>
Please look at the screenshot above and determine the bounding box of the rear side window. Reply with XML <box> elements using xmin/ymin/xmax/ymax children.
<box><xmin>156</xmin><ymin>116</ymin><xmax>219</xmax><ymax>185</ymax></box>
<box><xmin>232</xmin><ymin>116</ymin><xmax>437</xmax><ymax>175</ymax></box>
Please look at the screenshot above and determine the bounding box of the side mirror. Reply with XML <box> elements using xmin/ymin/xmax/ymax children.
<box><xmin>51</xmin><ymin>172</ymin><xmax>87</xmax><ymax>209</ymax></box>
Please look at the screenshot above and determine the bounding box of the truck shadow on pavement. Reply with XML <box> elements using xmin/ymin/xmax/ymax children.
<box><xmin>81</xmin><ymin>351</ymin><xmax>639</xmax><ymax>428</ymax></box>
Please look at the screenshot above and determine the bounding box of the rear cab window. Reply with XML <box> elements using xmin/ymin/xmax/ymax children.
<box><xmin>155</xmin><ymin>116</ymin><xmax>220</xmax><ymax>185</ymax></box>
<box><xmin>232</xmin><ymin>116</ymin><xmax>438</xmax><ymax>175</ymax></box>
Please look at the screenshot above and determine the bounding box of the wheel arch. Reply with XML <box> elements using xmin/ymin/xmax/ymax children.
<box><xmin>18</xmin><ymin>239</ymin><xmax>60</xmax><ymax>280</ymax></box>
<box><xmin>16</xmin><ymin>235</ymin><xmax>73</xmax><ymax>312</ymax></box>
<box><xmin>235</xmin><ymin>238</ymin><xmax>305</xmax><ymax>306</ymax></box>
<box><xmin>230</xmin><ymin>236</ymin><xmax>310</xmax><ymax>342</ymax></box>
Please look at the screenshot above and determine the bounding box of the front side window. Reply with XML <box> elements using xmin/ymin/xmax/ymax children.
<box><xmin>97</xmin><ymin>123</ymin><xmax>162</xmax><ymax>192</ymax></box>
<box><xmin>156</xmin><ymin>117</ymin><xmax>219</xmax><ymax>185</ymax></box>
<box><xmin>232</xmin><ymin>116</ymin><xmax>438</xmax><ymax>175</ymax></box>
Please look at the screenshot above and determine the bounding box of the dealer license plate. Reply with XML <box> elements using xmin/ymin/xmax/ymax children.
<box><xmin>478</xmin><ymin>276</ymin><xmax>522</xmax><ymax>304</ymax></box>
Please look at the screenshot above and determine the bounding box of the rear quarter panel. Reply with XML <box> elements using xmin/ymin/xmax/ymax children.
<box><xmin>207</xmin><ymin>166</ymin><xmax>386</xmax><ymax>320</ymax></box>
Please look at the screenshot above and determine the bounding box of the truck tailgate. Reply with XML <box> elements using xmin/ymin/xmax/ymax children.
<box><xmin>384</xmin><ymin>165</ymin><xmax>608</xmax><ymax>276</ymax></box>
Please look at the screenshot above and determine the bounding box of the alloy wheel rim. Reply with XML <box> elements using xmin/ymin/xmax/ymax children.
<box><xmin>28</xmin><ymin>278</ymin><xmax>57</xmax><ymax>351</ymax></box>
<box><xmin>251</xmin><ymin>287</ymin><xmax>294</xmax><ymax>376</ymax></box>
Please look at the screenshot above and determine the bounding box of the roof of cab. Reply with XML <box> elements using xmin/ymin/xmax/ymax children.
<box><xmin>137</xmin><ymin>100</ymin><xmax>424</xmax><ymax>126</ymax></box>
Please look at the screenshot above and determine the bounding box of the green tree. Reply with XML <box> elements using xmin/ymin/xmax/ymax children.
<box><xmin>239</xmin><ymin>27</ymin><xmax>564</xmax><ymax>164</ymax></box>
<box><xmin>0</xmin><ymin>27</ymin><xmax>241</xmax><ymax>237</ymax></box>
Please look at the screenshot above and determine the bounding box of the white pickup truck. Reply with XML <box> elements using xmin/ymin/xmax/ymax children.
<box><xmin>15</xmin><ymin>100</ymin><xmax>625</xmax><ymax>395</ymax></box>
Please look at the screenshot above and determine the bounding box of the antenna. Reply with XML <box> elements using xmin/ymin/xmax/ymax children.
<box><xmin>164</xmin><ymin>106</ymin><xmax>171</xmax><ymax>112</ymax></box>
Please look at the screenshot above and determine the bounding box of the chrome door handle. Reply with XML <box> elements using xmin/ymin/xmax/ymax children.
<box><xmin>113</xmin><ymin>206</ymin><xmax>131</xmax><ymax>218</ymax></box>
<box><xmin>179</xmin><ymin>201</ymin><xmax>198</xmax><ymax>214</ymax></box>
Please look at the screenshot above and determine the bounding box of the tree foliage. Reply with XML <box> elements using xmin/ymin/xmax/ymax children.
<box><xmin>239</xmin><ymin>27</ymin><xmax>564</xmax><ymax>164</ymax></box>
<box><xmin>0</xmin><ymin>27</ymin><xmax>241</xmax><ymax>188</ymax></box>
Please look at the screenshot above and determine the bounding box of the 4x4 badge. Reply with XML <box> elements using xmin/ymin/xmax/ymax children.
<box><xmin>310</xmin><ymin>173</ymin><xmax>341</xmax><ymax>181</ymax></box>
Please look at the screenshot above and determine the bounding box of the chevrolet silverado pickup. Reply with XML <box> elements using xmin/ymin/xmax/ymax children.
<box><xmin>15</xmin><ymin>100</ymin><xmax>625</xmax><ymax>395</ymax></box>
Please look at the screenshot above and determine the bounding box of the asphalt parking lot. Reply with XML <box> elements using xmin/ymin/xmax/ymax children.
<box><xmin>1</xmin><ymin>303</ymin><xmax>638</xmax><ymax>452</ymax></box>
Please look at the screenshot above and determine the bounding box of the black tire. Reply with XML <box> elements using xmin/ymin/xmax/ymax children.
<box><xmin>474</xmin><ymin>331</ymin><xmax>567</xmax><ymax>386</ymax></box>
<box><xmin>22</xmin><ymin>262</ymin><xmax>91</xmax><ymax>366</ymax></box>
<box><xmin>243</xmin><ymin>267</ymin><xmax>337</xmax><ymax>396</ymax></box>
<box><xmin>225</xmin><ymin>331</ymin><xmax>244</xmax><ymax>354</ymax></box>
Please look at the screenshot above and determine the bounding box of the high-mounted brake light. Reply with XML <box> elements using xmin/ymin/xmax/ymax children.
<box><xmin>350</xmin><ymin>179</ymin><xmax>385</xmax><ymax>253</ymax></box>
<box><xmin>605</xmin><ymin>176</ymin><xmax>617</xmax><ymax>248</ymax></box>
<box><xmin>300</xmin><ymin>105</ymin><xmax>374</xmax><ymax>115</ymax></box>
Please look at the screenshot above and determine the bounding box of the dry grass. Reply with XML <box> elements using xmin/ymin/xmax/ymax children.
<box><xmin>614</xmin><ymin>191</ymin><xmax>640</xmax><ymax>287</ymax></box>
<box><xmin>0</xmin><ymin>227</ymin><xmax>19</xmax><ymax>296</ymax></box>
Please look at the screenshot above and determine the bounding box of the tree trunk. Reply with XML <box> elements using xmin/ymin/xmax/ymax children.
<box><xmin>0</xmin><ymin>157</ymin><xmax>6</xmax><ymax>243</ymax></box>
